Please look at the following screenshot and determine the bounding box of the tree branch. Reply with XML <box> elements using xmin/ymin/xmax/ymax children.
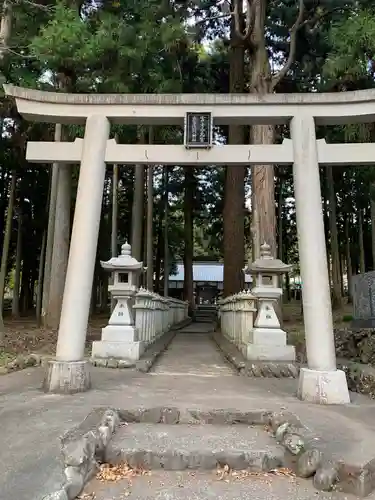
<box><xmin>195</xmin><ymin>12</ymin><xmax>229</xmax><ymax>25</ymax></box>
<box><xmin>271</xmin><ymin>0</ymin><xmax>305</xmax><ymax>90</ymax></box>
<box><xmin>234</xmin><ymin>0</ymin><xmax>256</xmax><ymax>42</ymax></box>
<box><xmin>301</xmin><ymin>5</ymin><xmax>352</xmax><ymax>35</ymax></box>
<box><xmin>11</xmin><ymin>0</ymin><xmax>52</xmax><ymax>10</ymax></box>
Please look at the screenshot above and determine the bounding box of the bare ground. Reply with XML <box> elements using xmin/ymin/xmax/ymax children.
<box><xmin>0</xmin><ymin>313</ymin><xmax>107</xmax><ymax>366</ymax></box>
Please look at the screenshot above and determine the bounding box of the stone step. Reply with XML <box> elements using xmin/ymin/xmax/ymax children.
<box><xmin>104</xmin><ymin>423</ymin><xmax>286</xmax><ymax>471</ymax></box>
<box><xmin>84</xmin><ymin>470</ymin><xmax>330</xmax><ymax>500</ymax></box>
<box><xmin>194</xmin><ymin>317</ymin><xmax>216</xmax><ymax>323</ymax></box>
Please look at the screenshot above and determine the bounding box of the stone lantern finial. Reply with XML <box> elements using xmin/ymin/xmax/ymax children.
<box><xmin>260</xmin><ymin>242</ymin><xmax>272</xmax><ymax>259</ymax></box>
<box><xmin>121</xmin><ymin>241</ymin><xmax>131</xmax><ymax>256</ymax></box>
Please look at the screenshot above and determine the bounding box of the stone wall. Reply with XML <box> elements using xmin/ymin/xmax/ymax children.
<box><xmin>334</xmin><ymin>328</ymin><xmax>375</xmax><ymax>364</ymax></box>
<box><xmin>333</xmin><ymin>328</ymin><xmax>375</xmax><ymax>399</ymax></box>
<box><xmin>289</xmin><ymin>327</ymin><xmax>375</xmax><ymax>398</ymax></box>
<box><xmin>291</xmin><ymin>328</ymin><xmax>375</xmax><ymax>366</ymax></box>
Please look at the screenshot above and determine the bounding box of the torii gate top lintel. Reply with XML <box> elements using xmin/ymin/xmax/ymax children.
<box><xmin>5</xmin><ymin>84</ymin><xmax>355</xmax><ymax>403</ymax></box>
<box><xmin>4</xmin><ymin>84</ymin><xmax>375</xmax><ymax>126</ymax></box>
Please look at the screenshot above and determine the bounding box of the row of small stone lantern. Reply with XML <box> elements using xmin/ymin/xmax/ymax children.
<box><xmin>133</xmin><ymin>290</ymin><xmax>188</xmax><ymax>345</ymax></box>
<box><xmin>219</xmin><ymin>243</ymin><xmax>295</xmax><ymax>362</ymax></box>
<box><xmin>133</xmin><ymin>290</ymin><xmax>169</xmax><ymax>344</ymax></box>
<box><xmin>219</xmin><ymin>291</ymin><xmax>257</xmax><ymax>352</ymax></box>
<box><xmin>92</xmin><ymin>242</ymin><xmax>189</xmax><ymax>361</ymax></box>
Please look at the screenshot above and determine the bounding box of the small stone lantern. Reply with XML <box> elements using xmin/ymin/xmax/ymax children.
<box><xmin>245</xmin><ymin>242</ymin><xmax>295</xmax><ymax>361</ymax></box>
<box><xmin>91</xmin><ymin>242</ymin><xmax>144</xmax><ymax>361</ymax></box>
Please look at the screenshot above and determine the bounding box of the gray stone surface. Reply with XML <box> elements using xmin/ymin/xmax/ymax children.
<box><xmin>297</xmin><ymin>449</ymin><xmax>322</xmax><ymax>478</ymax></box>
<box><xmin>151</xmin><ymin>329</ymin><xmax>235</xmax><ymax>377</ymax></box>
<box><xmin>46</xmin><ymin>407</ymin><xmax>121</xmax><ymax>500</ymax></box>
<box><xmin>105</xmin><ymin>423</ymin><xmax>285</xmax><ymax>471</ymax></box>
<box><xmin>8</xmin><ymin>82</ymin><xmax>375</xmax><ymax>106</ymax></box>
<box><xmin>212</xmin><ymin>330</ymin><xmax>299</xmax><ymax>378</ymax></box>
<box><xmin>2</xmin><ymin>324</ymin><xmax>375</xmax><ymax>499</ymax></box>
<box><xmin>82</xmin><ymin>470</ymin><xmax>355</xmax><ymax>500</ymax></box>
<box><xmin>313</xmin><ymin>463</ymin><xmax>339</xmax><ymax>492</ymax></box>
<box><xmin>135</xmin><ymin>329</ymin><xmax>177</xmax><ymax>373</ymax></box>
<box><xmin>43</xmin><ymin>360</ymin><xmax>91</xmax><ymax>394</ymax></box>
<box><xmin>352</xmin><ymin>271</ymin><xmax>375</xmax><ymax>326</ymax></box>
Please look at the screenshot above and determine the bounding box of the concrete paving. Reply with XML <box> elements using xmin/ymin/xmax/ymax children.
<box><xmin>83</xmin><ymin>470</ymin><xmax>357</xmax><ymax>500</ymax></box>
<box><xmin>151</xmin><ymin>330</ymin><xmax>235</xmax><ymax>377</ymax></box>
<box><xmin>0</xmin><ymin>323</ymin><xmax>375</xmax><ymax>499</ymax></box>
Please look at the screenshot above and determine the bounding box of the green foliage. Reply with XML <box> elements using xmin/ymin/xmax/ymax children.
<box><xmin>29</xmin><ymin>0</ymin><xmax>189</xmax><ymax>92</ymax></box>
<box><xmin>342</xmin><ymin>314</ymin><xmax>353</xmax><ymax>322</ymax></box>
<box><xmin>3</xmin><ymin>0</ymin><xmax>375</xmax><ymax>315</ymax></box>
<box><xmin>324</xmin><ymin>9</ymin><xmax>375</xmax><ymax>84</ymax></box>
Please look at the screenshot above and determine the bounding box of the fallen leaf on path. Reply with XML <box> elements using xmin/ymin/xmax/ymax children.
<box><xmin>269</xmin><ymin>467</ymin><xmax>295</xmax><ymax>477</ymax></box>
<box><xmin>96</xmin><ymin>463</ymin><xmax>150</xmax><ymax>483</ymax></box>
<box><xmin>216</xmin><ymin>464</ymin><xmax>295</xmax><ymax>482</ymax></box>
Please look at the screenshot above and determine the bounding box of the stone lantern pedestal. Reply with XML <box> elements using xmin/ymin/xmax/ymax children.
<box><xmin>245</xmin><ymin>243</ymin><xmax>295</xmax><ymax>361</ymax></box>
<box><xmin>91</xmin><ymin>242</ymin><xmax>144</xmax><ymax>361</ymax></box>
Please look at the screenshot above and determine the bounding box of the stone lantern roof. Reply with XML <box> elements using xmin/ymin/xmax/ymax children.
<box><xmin>246</xmin><ymin>242</ymin><xmax>292</xmax><ymax>275</ymax></box>
<box><xmin>100</xmin><ymin>242</ymin><xmax>143</xmax><ymax>271</ymax></box>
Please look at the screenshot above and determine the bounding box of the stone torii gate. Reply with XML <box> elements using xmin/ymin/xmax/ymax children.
<box><xmin>6</xmin><ymin>85</ymin><xmax>375</xmax><ymax>404</ymax></box>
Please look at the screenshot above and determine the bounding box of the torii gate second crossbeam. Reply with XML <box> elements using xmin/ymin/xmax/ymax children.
<box><xmin>6</xmin><ymin>84</ymin><xmax>373</xmax><ymax>405</ymax></box>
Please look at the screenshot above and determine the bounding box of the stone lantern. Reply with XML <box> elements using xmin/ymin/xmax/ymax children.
<box><xmin>245</xmin><ymin>242</ymin><xmax>295</xmax><ymax>361</ymax></box>
<box><xmin>91</xmin><ymin>242</ymin><xmax>144</xmax><ymax>361</ymax></box>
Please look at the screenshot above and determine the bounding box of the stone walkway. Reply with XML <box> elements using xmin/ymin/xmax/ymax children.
<box><xmin>2</xmin><ymin>323</ymin><xmax>375</xmax><ymax>499</ymax></box>
<box><xmin>151</xmin><ymin>324</ymin><xmax>235</xmax><ymax>377</ymax></box>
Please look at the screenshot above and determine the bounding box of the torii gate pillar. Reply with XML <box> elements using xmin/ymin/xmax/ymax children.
<box><xmin>291</xmin><ymin>115</ymin><xmax>349</xmax><ymax>404</ymax></box>
<box><xmin>43</xmin><ymin>114</ymin><xmax>110</xmax><ymax>394</ymax></box>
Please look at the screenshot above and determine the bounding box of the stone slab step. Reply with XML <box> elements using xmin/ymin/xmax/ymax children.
<box><xmin>84</xmin><ymin>469</ymin><xmax>334</xmax><ymax>500</ymax></box>
<box><xmin>104</xmin><ymin>423</ymin><xmax>286</xmax><ymax>471</ymax></box>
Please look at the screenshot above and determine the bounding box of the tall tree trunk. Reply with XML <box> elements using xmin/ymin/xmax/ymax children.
<box><xmin>327</xmin><ymin>166</ymin><xmax>342</xmax><ymax>308</ymax></box>
<box><xmin>275</xmin><ymin>174</ymin><xmax>284</xmax><ymax>323</ymax></box>
<box><xmin>155</xmin><ymin>212</ymin><xmax>162</xmax><ymax>294</ymax></box>
<box><xmin>345</xmin><ymin>216</ymin><xmax>353</xmax><ymax>303</ymax></box>
<box><xmin>163</xmin><ymin>166</ymin><xmax>169</xmax><ymax>297</ymax></box>
<box><xmin>146</xmin><ymin>127</ymin><xmax>154</xmax><ymax>290</ymax></box>
<box><xmin>0</xmin><ymin>171</ymin><xmax>16</xmax><ymax>339</ymax></box>
<box><xmin>146</xmin><ymin>165</ymin><xmax>154</xmax><ymax>290</ymax></box>
<box><xmin>11</xmin><ymin>208</ymin><xmax>22</xmax><ymax>318</ymax></box>
<box><xmin>131</xmin><ymin>128</ymin><xmax>145</xmax><ymax>261</ymax></box>
<box><xmin>340</xmin><ymin>253</ymin><xmax>345</xmax><ymax>298</ymax></box>
<box><xmin>36</xmin><ymin>230</ymin><xmax>47</xmax><ymax>325</ymax></box>
<box><xmin>277</xmin><ymin>175</ymin><xmax>283</xmax><ymax>260</ymax></box>
<box><xmin>111</xmin><ymin>165</ymin><xmax>118</xmax><ymax>258</ymax></box>
<box><xmin>223</xmin><ymin>7</ymin><xmax>245</xmax><ymax>297</ymax></box>
<box><xmin>111</xmin><ymin>145</ymin><xmax>119</xmax><ymax>311</ymax></box>
<box><xmin>371</xmin><ymin>192</ymin><xmax>375</xmax><ymax>269</ymax></box>
<box><xmin>322</xmin><ymin>182</ymin><xmax>332</xmax><ymax>289</ymax></box>
<box><xmin>183</xmin><ymin>167</ymin><xmax>194</xmax><ymax>313</ymax></box>
<box><xmin>0</xmin><ymin>0</ymin><xmax>12</xmax><ymax>62</ymax></box>
<box><xmin>251</xmin><ymin>125</ymin><xmax>275</xmax><ymax>258</ymax></box>
<box><xmin>100</xmin><ymin>274</ymin><xmax>108</xmax><ymax>312</ymax></box>
<box><xmin>249</xmin><ymin>0</ymin><xmax>276</xmax><ymax>258</ymax></box>
<box><xmin>41</xmin><ymin>154</ymin><xmax>59</xmax><ymax>325</ymax></box>
<box><xmin>359</xmin><ymin>209</ymin><xmax>366</xmax><ymax>273</ymax></box>
<box><xmin>46</xmin><ymin>159</ymin><xmax>71</xmax><ymax>329</ymax></box>
<box><xmin>91</xmin><ymin>271</ymin><xmax>98</xmax><ymax>316</ymax></box>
